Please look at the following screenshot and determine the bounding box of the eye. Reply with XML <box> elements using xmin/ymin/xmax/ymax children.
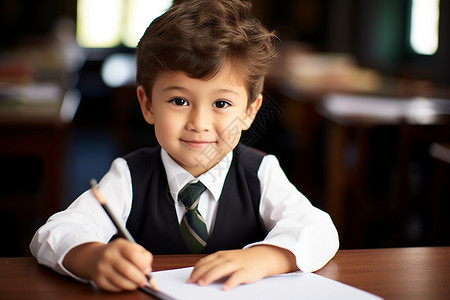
<box><xmin>169</xmin><ymin>97</ymin><xmax>188</xmax><ymax>106</ymax></box>
<box><xmin>213</xmin><ymin>100</ymin><xmax>231</xmax><ymax>109</ymax></box>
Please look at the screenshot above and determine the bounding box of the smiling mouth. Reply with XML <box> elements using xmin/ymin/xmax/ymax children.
<box><xmin>181</xmin><ymin>139</ymin><xmax>215</xmax><ymax>148</ymax></box>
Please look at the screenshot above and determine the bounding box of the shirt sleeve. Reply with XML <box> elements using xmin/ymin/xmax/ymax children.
<box><xmin>29</xmin><ymin>157</ymin><xmax>133</xmax><ymax>280</ymax></box>
<box><xmin>245</xmin><ymin>154</ymin><xmax>339</xmax><ymax>272</ymax></box>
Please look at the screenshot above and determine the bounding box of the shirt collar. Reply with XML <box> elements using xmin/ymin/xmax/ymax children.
<box><xmin>161</xmin><ymin>148</ymin><xmax>233</xmax><ymax>203</ymax></box>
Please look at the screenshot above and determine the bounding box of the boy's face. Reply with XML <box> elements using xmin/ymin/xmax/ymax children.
<box><xmin>137</xmin><ymin>62</ymin><xmax>262</xmax><ymax>177</ymax></box>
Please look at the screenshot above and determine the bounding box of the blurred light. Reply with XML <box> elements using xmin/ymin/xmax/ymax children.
<box><xmin>77</xmin><ymin>0</ymin><xmax>172</xmax><ymax>48</ymax></box>
<box><xmin>322</xmin><ymin>93</ymin><xmax>406</xmax><ymax>123</ymax></box>
<box><xmin>101</xmin><ymin>53</ymin><xmax>136</xmax><ymax>87</ymax></box>
<box><xmin>123</xmin><ymin>0</ymin><xmax>173</xmax><ymax>48</ymax></box>
<box><xmin>405</xmin><ymin>97</ymin><xmax>438</xmax><ymax>124</ymax></box>
<box><xmin>77</xmin><ymin>0</ymin><xmax>123</xmax><ymax>48</ymax></box>
<box><xmin>410</xmin><ymin>0</ymin><xmax>440</xmax><ymax>55</ymax></box>
<box><xmin>430</xmin><ymin>143</ymin><xmax>450</xmax><ymax>164</ymax></box>
<box><xmin>60</xmin><ymin>88</ymin><xmax>81</xmax><ymax>123</ymax></box>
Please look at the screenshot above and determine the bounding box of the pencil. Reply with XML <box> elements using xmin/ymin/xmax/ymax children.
<box><xmin>89</xmin><ymin>178</ymin><xmax>159</xmax><ymax>291</ymax></box>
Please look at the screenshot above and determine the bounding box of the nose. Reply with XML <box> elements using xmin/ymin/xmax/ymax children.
<box><xmin>186</xmin><ymin>106</ymin><xmax>211</xmax><ymax>132</ymax></box>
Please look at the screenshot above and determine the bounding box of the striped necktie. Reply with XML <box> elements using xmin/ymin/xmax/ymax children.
<box><xmin>179</xmin><ymin>181</ymin><xmax>208</xmax><ymax>253</ymax></box>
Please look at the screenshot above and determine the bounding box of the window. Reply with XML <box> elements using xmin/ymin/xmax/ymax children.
<box><xmin>76</xmin><ymin>0</ymin><xmax>173</xmax><ymax>48</ymax></box>
<box><xmin>410</xmin><ymin>0</ymin><xmax>440</xmax><ymax>55</ymax></box>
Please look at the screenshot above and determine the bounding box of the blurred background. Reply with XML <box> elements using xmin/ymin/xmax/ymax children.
<box><xmin>0</xmin><ymin>0</ymin><xmax>449</xmax><ymax>257</ymax></box>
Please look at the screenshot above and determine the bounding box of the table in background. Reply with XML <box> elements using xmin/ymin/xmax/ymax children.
<box><xmin>1</xmin><ymin>247</ymin><xmax>449</xmax><ymax>300</ymax></box>
<box><xmin>319</xmin><ymin>94</ymin><xmax>450</xmax><ymax>248</ymax></box>
<box><xmin>266</xmin><ymin>47</ymin><xmax>450</xmax><ymax>249</ymax></box>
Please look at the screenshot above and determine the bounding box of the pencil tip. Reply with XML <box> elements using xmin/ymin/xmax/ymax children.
<box><xmin>149</xmin><ymin>277</ymin><xmax>159</xmax><ymax>291</ymax></box>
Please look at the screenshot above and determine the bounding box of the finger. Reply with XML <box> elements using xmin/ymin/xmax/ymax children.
<box><xmin>190</xmin><ymin>260</ymin><xmax>239</xmax><ymax>286</ymax></box>
<box><xmin>94</xmin><ymin>263</ymin><xmax>138</xmax><ymax>291</ymax></box>
<box><xmin>222</xmin><ymin>269</ymin><xmax>245</xmax><ymax>291</ymax></box>
<box><xmin>95</xmin><ymin>276</ymin><xmax>122</xmax><ymax>292</ymax></box>
<box><xmin>112</xmin><ymin>254</ymin><xmax>149</xmax><ymax>287</ymax></box>
<box><xmin>121</xmin><ymin>243</ymin><xmax>153</xmax><ymax>275</ymax></box>
<box><xmin>189</xmin><ymin>251</ymin><xmax>241</xmax><ymax>284</ymax></box>
<box><xmin>111</xmin><ymin>239</ymin><xmax>152</xmax><ymax>285</ymax></box>
<box><xmin>189</xmin><ymin>255</ymin><xmax>226</xmax><ymax>283</ymax></box>
<box><xmin>222</xmin><ymin>269</ymin><xmax>263</xmax><ymax>291</ymax></box>
<box><xmin>106</xmin><ymin>271</ymin><xmax>139</xmax><ymax>291</ymax></box>
<box><xmin>191</xmin><ymin>251</ymin><xmax>235</xmax><ymax>272</ymax></box>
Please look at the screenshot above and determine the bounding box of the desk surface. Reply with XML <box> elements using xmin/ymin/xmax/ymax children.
<box><xmin>1</xmin><ymin>247</ymin><xmax>449</xmax><ymax>300</ymax></box>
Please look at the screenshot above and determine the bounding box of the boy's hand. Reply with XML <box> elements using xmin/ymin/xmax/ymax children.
<box><xmin>63</xmin><ymin>239</ymin><xmax>153</xmax><ymax>292</ymax></box>
<box><xmin>188</xmin><ymin>245</ymin><xmax>298</xmax><ymax>291</ymax></box>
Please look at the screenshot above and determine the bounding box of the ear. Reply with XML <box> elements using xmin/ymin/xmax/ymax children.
<box><xmin>242</xmin><ymin>93</ymin><xmax>263</xmax><ymax>130</ymax></box>
<box><xmin>137</xmin><ymin>85</ymin><xmax>155</xmax><ymax>125</ymax></box>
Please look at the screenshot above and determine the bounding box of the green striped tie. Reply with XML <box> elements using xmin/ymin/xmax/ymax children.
<box><xmin>179</xmin><ymin>181</ymin><xmax>208</xmax><ymax>253</ymax></box>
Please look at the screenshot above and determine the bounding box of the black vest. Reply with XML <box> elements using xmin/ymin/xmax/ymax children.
<box><xmin>123</xmin><ymin>144</ymin><xmax>266</xmax><ymax>254</ymax></box>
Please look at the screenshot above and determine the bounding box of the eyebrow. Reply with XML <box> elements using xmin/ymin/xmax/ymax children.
<box><xmin>162</xmin><ymin>86</ymin><xmax>240</xmax><ymax>96</ymax></box>
<box><xmin>218</xmin><ymin>88</ymin><xmax>240</xmax><ymax>96</ymax></box>
<box><xmin>162</xmin><ymin>86</ymin><xmax>187</xmax><ymax>92</ymax></box>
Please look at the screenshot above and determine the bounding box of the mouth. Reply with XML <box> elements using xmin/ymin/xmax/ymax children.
<box><xmin>180</xmin><ymin>139</ymin><xmax>215</xmax><ymax>149</ymax></box>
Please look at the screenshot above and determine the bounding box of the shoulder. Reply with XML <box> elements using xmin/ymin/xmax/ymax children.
<box><xmin>233</xmin><ymin>143</ymin><xmax>267</xmax><ymax>173</ymax></box>
<box><xmin>124</xmin><ymin>146</ymin><xmax>161</xmax><ymax>161</ymax></box>
<box><xmin>123</xmin><ymin>146</ymin><xmax>162</xmax><ymax>172</ymax></box>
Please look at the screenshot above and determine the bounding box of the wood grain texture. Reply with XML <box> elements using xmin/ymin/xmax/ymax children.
<box><xmin>1</xmin><ymin>248</ymin><xmax>449</xmax><ymax>299</ymax></box>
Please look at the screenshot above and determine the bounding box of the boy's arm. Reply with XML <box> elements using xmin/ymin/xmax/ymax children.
<box><xmin>189</xmin><ymin>155</ymin><xmax>339</xmax><ymax>290</ymax></box>
<box><xmin>253</xmin><ymin>155</ymin><xmax>339</xmax><ymax>272</ymax></box>
<box><xmin>188</xmin><ymin>245</ymin><xmax>298</xmax><ymax>291</ymax></box>
<box><xmin>29</xmin><ymin>158</ymin><xmax>134</xmax><ymax>279</ymax></box>
<box><xmin>63</xmin><ymin>239</ymin><xmax>153</xmax><ymax>292</ymax></box>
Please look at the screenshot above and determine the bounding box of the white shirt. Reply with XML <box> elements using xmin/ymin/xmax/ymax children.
<box><xmin>30</xmin><ymin>148</ymin><xmax>339</xmax><ymax>280</ymax></box>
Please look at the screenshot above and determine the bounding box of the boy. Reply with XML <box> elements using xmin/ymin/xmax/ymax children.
<box><xmin>30</xmin><ymin>0</ymin><xmax>339</xmax><ymax>293</ymax></box>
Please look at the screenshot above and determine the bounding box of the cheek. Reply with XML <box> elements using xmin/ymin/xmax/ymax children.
<box><xmin>153</xmin><ymin>114</ymin><xmax>180</xmax><ymax>138</ymax></box>
<box><xmin>216</xmin><ymin>116</ymin><xmax>245</xmax><ymax>147</ymax></box>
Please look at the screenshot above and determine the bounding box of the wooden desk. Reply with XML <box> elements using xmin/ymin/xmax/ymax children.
<box><xmin>0</xmin><ymin>247</ymin><xmax>448</xmax><ymax>300</ymax></box>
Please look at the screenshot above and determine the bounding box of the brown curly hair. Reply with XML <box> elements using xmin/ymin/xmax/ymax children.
<box><xmin>136</xmin><ymin>0</ymin><xmax>278</xmax><ymax>105</ymax></box>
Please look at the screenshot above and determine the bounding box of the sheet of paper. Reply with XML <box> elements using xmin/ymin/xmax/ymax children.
<box><xmin>152</xmin><ymin>267</ymin><xmax>383</xmax><ymax>300</ymax></box>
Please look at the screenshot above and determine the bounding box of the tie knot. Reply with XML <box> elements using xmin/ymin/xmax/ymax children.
<box><xmin>179</xmin><ymin>181</ymin><xmax>206</xmax><ymax>210</ymax></box>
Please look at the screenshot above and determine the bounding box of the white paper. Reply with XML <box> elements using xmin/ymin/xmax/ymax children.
<box><xmin>152</xmin><ymin>267</ymin><xmax>383</xmax><ymax>300</ymax></box>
